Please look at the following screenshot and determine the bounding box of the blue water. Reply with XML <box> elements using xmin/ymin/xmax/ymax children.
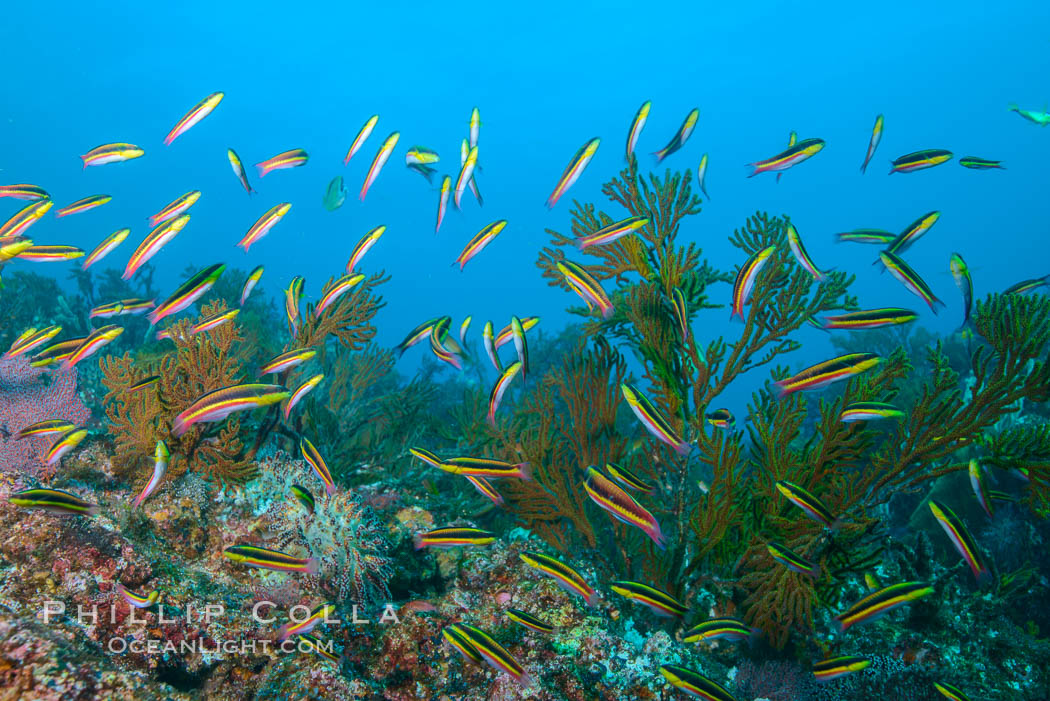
<box><xmin>3</xmin><ymin>0</ymin><xmax>1049</xmax><ymax>406</ymax></box>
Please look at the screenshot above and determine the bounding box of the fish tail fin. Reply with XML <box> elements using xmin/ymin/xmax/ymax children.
<box><xmin>412</xmin><ymin>533</ymin><xmax>426</xmax><ymax>550</ymax></box>
<box><xmin>325</xmin><ymin>483</ymin><xmax>337</xmax><ymax>497</ymax></box>
<box><xmin>747</xmin><ymin>627</ymin><xmax>762</xmax><ymax>647</ymax></box>
<box><xmin>276</xmin><ymin>623</ymin><xmax>291</xmax><ymax>643</ymax></box>
<box><xmin>87</xmin><ymin>504</ymin><xmax>101</xmax><ymax>516</ymax></box>
<box><xmin>516</xmin><ymin>462</ymin><xmax>532</xmax><ymax>481</ymax></box>
<box><xmin>304</xmin><ymin>558</ymin><xmax>320</xmax><ymax>576</ymax></box>
<box><xmin>1008</xmin><ymin>103</ymin><xmax>1018</xmax><ymax>112</ymax></box>
<box><xmin>860</xmin><ymin>161</ymin><xmax>868</xmax><ymax>174</ymax></box>
<box><xmin>976</xmin><ymin>567</ymin><xmax>994</xmax><ymax>588</ymax></box>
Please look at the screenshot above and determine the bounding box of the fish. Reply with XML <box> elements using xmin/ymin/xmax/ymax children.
<box><xmin>29</xmin><ymin>337</ymin><xmax>85</xmax><ymax>368</ymax></box>
<box><xmin>860</xmin><ymin>114</ymin><xmax>884</xmax><ymax>174</ymax></box>
<box><xmin>454</xmin><ymin>220</ymin><xmax>507</xmax><ymax>270</ymax></box>
<box><xmin>115</xmin><ymin>583</ymin><xmax>160</xmax><ymax>609</ymax></box>
<box><xmin>969</xmin><ymin>459</ymin><xmax>993</xmax><ymax>518</ymax></box>
<box><xmin>625</xmin><ymin>100</ymin><xmax>651</xmax><ymax>160</ymax></box>
<box><xmin>322</xmin><ymin>176</ymin><xmax>348</xmax><ymax>211</ymax></box>
<box><xmin>82</xmin><ymin>228</ymin><xmax>130</xmax><ymax>270</ymax></box>
<box><xmin>8</xmin><ymin>487</ymin><xmax>98</xmax><ymax>516</ymax></box>
<box><xmin>300</xmin><ymin>437</ymin><xmax>336</xmax><ymax>496</ymax></box>
<box><xmin>813</xmin><ymin>656</ymin><xmax>870</xmax><ymax>682</ymax></box>
<box><xmin>495</xmin><ymin>317</ymin><xmax>540</xmax><ymax>349</ymax></box>
<box><xmin>468</xmin><ymin>107</ymin><xmax>481</xmax><ymax>149</ymax></box>
<box><xmin>730</xmin><ymin>245</ymin><xmax>776</xmax><ymax>320</ymax></box>
<box><xmin>315</xmin><ymin>274</ymin><xmax>364</xmax><ymax>318</ymax></box>
<box><xmin>89</xmin><ymin>301</ymin><xmax>124</xmax><ymax>319</ymax></box>
<box><xmin>0</xmin><ymin>199</ymin><xmax>52</xmax><ymax>238</ymax></box>
<box><xmin>240</xmin><ymin>266</ymin><xmax>264</xmax><ymax>305</ymax></box>
<box><xmin>344</xmin><ymin>115</ymin><xmax>379</xmax><ymax>164</ymax></box>
<box><xmin>284</xmin><ymin>274</ymin><xmax>303</xmax><ymax>331</ymax></box>
<box><xmin>510</xmin><ymin>316</ymin><xmax>528</xmax><ymax>380</ymax></box>
<box><xmin>238</xmin><ymin>203</ymin><xmax>291</xmax><ymax>251</ymax></box>
<box><xmin>259</xmin><ymin>348</ymin><xmax>316</xmax><ymax>377</ymax></box>
<box><xmin>1008</xmin><ymin>104</ymin><xmax>1050</xmax><ymax>125</ymax></box>
<box><xmin>822</xmin><ymin>307</ymin><xmax>918</xmax><ymax>330</ymax></box>
<box><xmin>405</xmin><ymin>145</ymin><xmax>439</xmax><ymax>166</ymax></box>
<box><xmin>949</xmin><ymin>253</ymin><xmax>973</xmax><ymax>328</ymax></box>
<box><xmin>748</xmin><ymin>138</ymin><xmax>825</xmax><ymax>177</ymax></box>
<box><xmin>119</xmin><ymin>298</ymin><xmax>155</xmax><ymax>315</ymax></box>
<box><xmin>148</xmin><ymin>263</ymin><xmax>226</xmax><ymax>324</ymax></box>
<box><xmin>459</xmin><ymin>317</ymin><xmax>471</xmax><ymax>346</ymax></box>
<box><xmin>457</xmin><ymin>624</ymin><xmax>532</xmax><ymax>687</ymax></box>
<box><xmin>928</xmin><ymin>500</ymin><xmax>992</xmax><ymax>586</ymax></box>
<box><xmin>547</xmin><ymin>137</ymin><xmax>600</xmax><ymax>208</ymax></box>
<box><xmin>959</xmin><ymin>156</ymin><xmax>1004</xmax><ymax>170</ymax></box>
<box><xmin>452</xmin><ymin>144</ymin><xmax>479</xmax><ymax>209</ymax></box>
<box><xmin>840</xmin><ymin>401</ymin><xmax>903</xmax><ymax>422</ymax></box>
<box><xmin>345</xmin><ymin>225</ymin><xmax>384</xmax><ymax>274</ymax></box>
<box><xmin>506</xmin><ymin>609</ymin><xmax>554</xmax><ymax>634</ymax></box>
<box><xmin>1003</xmin><ymin>276</ymin><xmax>1050</xmax><ymax>295</ymax></box>
<box><xmin>574</xmin><ymin>216</ymin><xmax>649</xmax><ymax>250</ymax></box>
<box><xmin>880</xmin><ymin>251</ymin><xmax>944</xmax><ymax>313</ymax></box>
<box><xmin>429</xmin><ymin>324</ymin><xmax>462</xmax><ymax>370</ymax></box>
<box><xmin>671</xmin><ymin>286</ymin><xmax>689</xmax><ymax>339</ymax></box>
<box><xmin>786</xmin><ymin>223</ymin><xmax>829</xmax><ymax>281</ymax></box>
<box><xmin>16</xmin><ymin>246</ymin><xmax>85</xmax><ymax>262</ymax></box>
<box><xmin>255</xmin><ymin>149</ymin><xmax>308</xmax><ymax>177</ymax></box>
<box><xmin>609</xmin><ymin>581</ymin><xmax>686</xmax><ymax>617</ymax></box>
<box><xmin>767</xmin><ymin>542</ymin><xmax>820</xmax><ymax>577</ymax></box>
<box><xmin>605</xmin><ymin>462</ymin><xmax>655</xmax><ymax>494</ymax></box>
<box><xmin>775</xmin><ymin>480</ymin><xmax>840</xmax><ymax>528</ymax></box>
<box><xmin>0</xmin><ymin>236</ymin><xmax>33</xmax><ymax>262</ymax></box>
<box><xmin>290</xmin><ymin>484</ymin><xmax>314</xmax><ymax>512</ymax></box>
<box><xmin>621</xmin><ymin>382</ymin><xmax>690</xmax><ymax>456</ymax></box>
<box><xmin>0</xmin><ymin>184</ymin><xmax>48</xmax><ymax>201</ymax></box>
<box><xmin>697</xmin><ymin>153</ymin><xmax>710</xmax><ymax>199</ymax></box>
<box><xmin>483</xmin><ymin>321</ymin><xmax>501</xmax><ymax>371</ymax></box>
<box><xmin>276</xmin><ymin>603</ymin><xmax>336</xmax><ymax>643</ymax></box>
<box><xmin>683</xmin><ymin>617</ymin><xmax>756</xmax><ymax>644</ymax></box>
<box><xmin>16</xmin><ymin>419</ymin><xmax>75</xmax><ymax>440</ymax></box>
<box><xmin>439</xmin><ymin>456</ymin><xmax>531</xmax><ymax>480</ymax></box>
<box><xmin>297</xmin><ymin>634</ymin><xmax>343</xmax><ymax>665</ymax></box>
<box><xmin>884</xmin><ymin>211</ymin><xmax>940</xmax><ymax>259</ymax></box>
<box><xmin>835</xmin><ymin>229</ymin><xmax>896</xmax><ymax>245</ymax></box>
<box><xmin>45</xmin><ymin>429</ymin><xmax>88</xmax><ymax>465</ymax></box>
<box><xmin>192</xmin><ymin>309</ymin><xmax>239</xmax><ymax>336</ymax></box>
<box><xmin>124</xmin><ymin>214</ymin><xmax>191</xmax><ymax>279</ymax></box>
<box><xmin>889</xmin><ymin>149</ymin><xmax>952</xmax><ymax>174</ymax></box>
<box><xmin>487</xmin><ymin>361</ymin><xmax>522</xmax><ymax>427</ymax></box>
<box><xmin>172</xmin><ymin>383</ymin><xmax>289</xmax><ymax>437</ymax></box>
<box><xmin>413</xmin><ymin>527</ymin><xmax>495</xmax><ymax>550</ymax></box>
<box><xmin>55</xmin><ymin>195</ymin><xmax>111</xmax><ymax>218</ymax></box>
<box><xmin>519</xmin><ymin>552</ymin><xmax>597</xmax><ymax>606</ymax></box>
<box><xmin>776</xmin><ymin>130</ymin><xmax>798</xmax><ymax>184</ymax></box>
<box><xmin>653</xmin><ymin>108</ymin><xmax>699</xmax><ymax>162</ymax></box>
<box><xmin>558</xmin><ymin>259</ymin><xmax>614</xmax><ymax>319</ymax></box>
<box><xmin>360</xmin><ymin>132</ymin><xmax>399</xmax><ymax>200</ymax></box>
<box><xmin>833</xmin><ymin>581</ymin><xmax>933</xmax><ymax>632</ymax></box>
<box><xmin>933</xmin><ymin>682</ymin><xmax>972</xmax><ymax>701</ymax></box>
<box><xmin>659</xmin><ymin>665</ymin><xmax>736</xmax><ymax>701</ymax></box>
<box><xmin>63</xmin><ymin>325</ymin><xmax>123</xmax><ymax>369</ymax></box>
<box><xmin>775</xmin><ymin>353</ymin><xmax>880</xmax><ymax>397</ymax></box>
<box><xmin>164</xmin><ymin>92</ymin><xmax>224</xmax><ymax>145</ymax></box>
<box><xmin>584</xmin><ymin>466</ymin><xmax>666</xmax><ymax>549</ymax></box>
<box><xmin>409</xmin><ymin>447</ymin><xmax>445</xmax><ymax>470</ymax></box>
<box><xmin>435</xmin><ymin>176</ymin><xmax>451</xmax><ymax>233</ymax></box>
<box><xmin>223</xmin><ymin>544</ymin><xmax>318</xmax><ymax>574</ymax></box>
<box><xmin>705</xmin><ymin>408</ymin><xmax>735</xmax><ymax>430</ymax></box>
<box><xmin>132</xmin><ymin>441</ymin><xmax>169</xmax><ymax>509</ymax></box>
<box><xmin>227</xmin><ymin>148</ymin><xmax>255</xmax><ymax>194</ymax></box>
<box><xmin>442</xmin><ymin>624</ymin><xmax>483</xmax><ymax>665</ymax></box>
<box><xmin>5</xmin><ymin>326</ymin><xmax>61</xmax><ymax>359</ymax></box>
<box><xmin>127</xmin><ymin>376</ymin><xmax>160</xmax><ymax>392</ymax></box>
<box><xmin>81</xmin><ymin>142</ymin><xmax>144</xmax><ymax>167</ymax></box>
<box><xmin>458</xmin><ymin>139</ymin><xmax>484</xmax><ymax>206</ymax></box>
<box><xmin>394</xmin><ymin>317</ymin><xmax>445</xmax><ymax>357</ymax></box>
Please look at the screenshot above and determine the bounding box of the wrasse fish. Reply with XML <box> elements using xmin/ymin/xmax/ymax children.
<box><xmin>164</xmin><ymin>91</ymin><xmax>223</xmax><ymax>145</ymax></box>
<box><xmin>191</xmin><ymin>309</ymin><xmax>238</xmax><ymax>336</ymax></box>
<box><xmin>9</xmin><ymin>487</ymin><xmax>98</xmax><ymax>516</ymax></box>
<box><xmin>63</xmin><ymin>325</ymin><xmax>123</xmax><ymax>369</ymax></box>
<box><xmin>860</xmin><ymin>114</ymin><xmax>884</xmax><ymax>174</ymax></box>
<box><xmin>148</xmin><ymin>263</ymin><xmax>226</xmax><ymax>324</ymax></box>
<box><xmin>659</xmin><ymin>664</ymin><xmax>737</xmax><ymax>700</ymax></box>
<box><xmin>506</xmin><ymin>609</ymin><xmax>554</xmax><ymax>634</ymax></box>
<box><xmin>132</xmin><ymin>441</ymin><xmax>169</xmax><ymax>509</ymax></box>
<box><xmin>949</xmin><ymin>253</ymin><xmax>973</xmax><ymax>329</ymax></box>
<box><xmin>82</xmin><ymin>228</ymin><xmax>130</xmax><ymax>270</ymax></box>
<box><xmin>223</xmin><ymin>544</ymin><xmax>318</xmax><ymax>574</ymax></box>
<box><xmin>889</xmin><ymin>149</ymin><xmax>952</xmax><ymax>174</ymax></box>
<box><xmin>776</xmin><ymin>131</ymin><xmax>797</xmax><ymax>183</ymax></box>
<box><xmin>833</xmin><ymin>581</ymin><xmax>933</xmax><ymax>632</ymax></box>
<box><xmin>495</xmin><ymin>316</ymin><xmax>539</xmax><ymax>350</ymax></box>
<box><xmin>786</xmin><ymin>223</ymin><xmax>829</xmax><ymax>281</ymax></box>
<box><xmin>705</xmin><ymin>408</ymin><xmax>735</xmax><ymax>430</ymax></box>
<box><xmin>360</xmin><ymin>132</ymin><xmax>399</xmax><ymax>200</ymax></box>
<box><xmin>457</xmin><ymin>624</ymin><xmax>533</xmax><ymax>687</ymax></box>
<box><xmin>90</xmin><ymin>301</ymin><xmax>124</xmax><ymax>319</ymax></box>
<box><xmin>0</xmin><ymin>236</ymin><xmax>32</xmax><ymax>261</ymax></box>
<box><xmin>124</xmin><ymin>213</ymin><xmax>191</xmax><ymax>279</ymax></box>
<box><xmin>482</xmin><ymin>321</ymin><xmax>502</xmax><ymax>371</ymax></box>
<box><xmin>149</xmin><ymin>191</ymin><xmax>200</xmax><ymax>228</ymax></box>
<box><xmin>56</xmin><ymin>194</ymin><xmax>111</xmax><ymax>218</ymax></box>
<box><xmin>884</xmin><ymin>210</ymin><xmax>940</xmax><ymax>259</ymax></box>
<box><xmin>0</xmin><ymin>199</ymin><xmax>52</xmax><ymax>238</ymax></box>
<box><xmin>227</xmin><ymin>148</ymin><xmax>255</xmax><ymax>194</ymax></box>
<box><xmin>671</xmin><ymin>286</ymin><xmax>689</xmax><ymax>339</ymax></box>
<box><xmin>813</xmin><ymin>656</ymin><xmax>870</xmax><ymax>682</ymax></box>
<box><xmin>300</xmin><ymin>437</ymin><xmax>336</xmax><ymax>496</ymax></box>
<box><xmin>466</xmin><ymin>476</ymin><xmax>503</xmax><ymax>506</ymax></box>
<box><xmin>453</xmin><ymin>144</ymin><xmax>479</xmax><ymax>209</ymax></box>
<box><xmin>822</xmin><ymin>307</ymin><xmax>918</xmax><ymax>330</ymax></box>
<box><xmin>29</xmin><ymin>336</ymin><xmax>85</xmax><ymax>367</ymax></box>
<box><xmin>459</xmin><ymin>316</ymin><xmax>471</xmax><ymax>346</ymax></box>
<box><xmin>1008</xmin><ymin>104</ymin><xmax>1050</xmax><ymax>126</ymax></box>
<box><xmin>81</xmin><ymin>142</ymin><xmax>144</xmax><ymax>167</ymax></box>
<box><xmin>346</xmin><ymin>225</ymin><xmax>384</xmax><ymax>274</ymax></box>
<box><xmin>928</xmin><ymin>500</ymin><xmax>992</xmax><ymax>586</ymax></box>
<box><xmin>1003</xmin><ymin>276</ymin><xmax>1050</xmax><ymax>295</ymax></box>
<box><xmin>767</xmin><ymin>542</ymin><xmax>820</xmax><ymax>577</ymax></box>
<box><xmin>510</xmin><ymin>316</ymin><xmax>529</xmax><ymax>380</ymax></box>
<box><xmin>880</xmin><ymin>251</ymin><xmax>944</xmax><ymax>313</ymax></box>
<box><xmin>584</xmin><ymin>466</ymin><xmax>666</xmax><ymax>549</ymax></box>
<box><xmin>394</xmin><ymin>317</ymin><xmax>446</xmax><ymax>357</ymax></box>
<box><xmin>172</xmin><ymin>383</ymin><xmax>288</xmax><ymax>437</ymax></box>
<box><xmin>625</xmin><ymin>100</ymin><xmax>651</xmax><ymax>160</ymax></box>
<box><xmin>5</xmin><ymin>325</ymin><xmax>61</xmax><ymax>359</ymax></box>
<box><xmin>653</xmin><ymin>108</ymin><xmax>699</xmax><ymax>162</ymax></box>
<box><xmin>748</xmin><ymin>138</ymin><xmax>825</xmax><ymax>177</ymax></box>
<box><xmin>240</xmin><ymin>266</ymin><xmax>263</xmax><ymax>305</ymax></box>
<box><xmin>298</xmin><ymin>634</ymin><xmax>343</xmax><ymax>665</ymax></box>
<box><xmin>519</xmin><ymin>551</ymin><xmax>597</xmax><ymax>606</ymax></box>
<box><xmin>697</xmin><ymin>153</ymin><xmax>710</xmax><ymax>199</ymax></box>
<box><xmin>959</xmin><ymin>156</ymin><xmax>1003</xmax><ymax>170</ymax></box>
<box><xmin>238</xmin><ymin>203</ymin><xmax>291</xmax><ymax>251</ymax></box>
<box><xmin>468</xmin><ymin>106</ymin><xmax>481</xmax><ymax>149</ymax></box>
<box><xmin>16</xmin><ymin>419</ymin><xmax>75</xmax><ymax>440</ymax></box>
<box><xmin>969</xmin><ymin>459</ymin><xmax>993</xmax><ymax>518</ymax></box>
<box><xmin>609</xmin><ymin>581</ymin><xmax>686</xmax><ymax>617</ymax></box>
<box><xmin>291</xmin><ymin>484</ymin><xmax>314</xmax><ymax>512</ymax></box>
<box><xmin>344</xmin><ymin>114</ymin><xmax>379</xmax><ymax>165</ymax></box>
<box><xmin>835</xmin><ymin>229</ymin><xmax>896</xmax><ymax>245</ymax></box>
<box><xmin>119</xmin><ymin>298</ymin><xmax>155</xmax><ymax>315</ymax></box>
<box><xmin>730</xmin><ymin>245</ymin><xmax>776</xmax><ymax>320</ymax></box>
<box><xmin>684</xmin><ymin>617</ymin><xmax>757</xmax><ymax>645</ymax></box>
<box><xmin>440</xmin><ymin>456</ymin><xmax>531</xmax><ymax>480</ymax></box>
<box><xmin>574</xmin><ymin>216</ymin><xmax>648</xmax><ymax>250</ymax></box>
<box><xmin>621</xmin><ymin>382</ymin><xmax>690</xmax><ymax>456</ymax></box>
<box><xmin>413</xmin><ymin>527</ymin><xmax>495</xmax><ymax>550</ymax></box>
<box><xmin>429</xmin><ymin>325</ymin><xmax>462</xmax><ymax>370</ymax></box>
<box><xmin>115</xmin><ymin>583</ymin><xmax>160</xmax><ymax>609</ymax></box>
<box><xmin>934</xmin><ymin>681</ymin><xmax>972</xmax><ymax>701</ymax></box>
<box><xmin>775</xmin><ymin>353</ymin><xmax>880</xmax><ymax>398</ymax></box>
<box><xmin>314</xmin><ymin>274</ymin><xmax>363</xmax><ymax>318</ymax></box>
<box><xmin>458</xmin><ymin>138</ymin><xmax>484</xmax><ymax>206</ymax></box>
<box><xmin>487</xmin><ymin>361</ymin><xmax>522</xmax><ymax>427</ymax></box>
<box><xmin>435</xmin><ymin>175</ymin><xmax>452</xmax><ymax>233</ymax></box>
<box><xmin>558</xmin><ymin>259</ymin><xmax>614</xmax><ymax>319</ymax></box>
<box><xmin>546</xmin><ymin>137</ymin><xmax>599</xmax><ymax>208</ymax></box>
<box><xmin>277</xmin><ymin>603</ymin><xmax>336</xmax><ymax>643</ymax></box>
<box><xmin>840</xmin><ymin>401</ymin><xmax>903</xmax><ymax>422</ymax></box>
<box><xmin>45</xmin><ymin>428</ymin><xmax>87</xmax><ymax>465</ymax></box>
<box><xmin>775</xmin><ymin>480</ymin><xmax>840</xmax><ymax>528</ymax></box>
<box><xmin>0</xmin><ymin>184</ymin><xmax>48</xmax><ymax>201</ymax></box>
<box><xmin>605</xmin><ymin>461</ymin><xmax>655</xmax><ymax>494</ymax></box>
<box><xmin>442</xmin><ymin>624</ymin><xmax>483</xmax><ymax>665</ymax></box>
<box><xmin>17</xmin><ymin>245</ymin><xmax>84</xmax><ymax>262</ymax></box>
<box><xmin>454</xmin><ymin>220</ymin><xmax>507</xmax><ymax>270</ymax></box>
<box><xmin>283</xmin><ymin>373</ymin><xmax>323</xmax><ymax>419</ymax></box>
<box><xmin>405</xmin><ymin>145</ymin><xmax>439</xmax><ymax>166</ymax></box>
<box><xmin>255</xmin><ymin>148</ymin><xmax>308</xmax><ymax>177</ymax></box>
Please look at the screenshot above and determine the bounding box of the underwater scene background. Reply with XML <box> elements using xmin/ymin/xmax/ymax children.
<box><xmin>1</xmin><ymin>1</ymin><xmax>1049</xmax><ymax>699</ymax></box>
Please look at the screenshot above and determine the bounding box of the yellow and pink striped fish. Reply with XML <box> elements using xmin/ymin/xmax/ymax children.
<box><xmin>344</xmin><ymin>114</ymin><xmax>379</xmax><ymax>165</ymax></box>
<box><xmin>55</xmin><ymin>195</ymin><xmax>111</xmax><ymax>218</ymax></box>
<box><xmin>124</xmin><ymin>214</ymin><xmax>190</xmax><ymax>279</ymax></box>
<box><xmin>238</xmin><ymin>203</ymin><xmax>291</xmax><ymax>251</ymax></box>
<box><xmin>730</xmin><ymin>245</ymin><xmax>776</xmax><ymax>320</ymax></box>
<box><xmin>360</xmin><ymin>132</ymin><xmax>399</xmax><ymax>200</ymax></box>
<box><xmin>584</xmin><ymin>467</ymin><xmax>666</xmax><ymax>549</ymax></box>
<box><xmin>454</xmin><ymin>220</ymin><xmax>506</xmax><ymax>270</ymax></box>
<box><xmin>81</xmin><ymin>142</ymin><xmax>144</xmax><ymax>168</ymax></box>
<box><xmin>173</xmin><ymin>383</ymin><xmax>289</xmax><ymax>437</ymax></box>
<box><xmin>149</xmin><ymin>191</ymin><xmax>201</xmax><ymax>227</ymax></box>
<box><xmin>255</xmin><ymin>148</ymin><xmax>308</xmax><ymax>177</ymax></box>
<box><xmin>164</xmin><ymin>92</ymin><xmax>224</xmax><ymax>145</ymax></box>
<box><xmin>547</xmin><ymin>137</ymin><xmax>599</xmax><ymax>208</ymax></box>
<box><xmin>82</xmin><ymin>228</ymin><xmax>130</xmax><ymax>270</ymax></box>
